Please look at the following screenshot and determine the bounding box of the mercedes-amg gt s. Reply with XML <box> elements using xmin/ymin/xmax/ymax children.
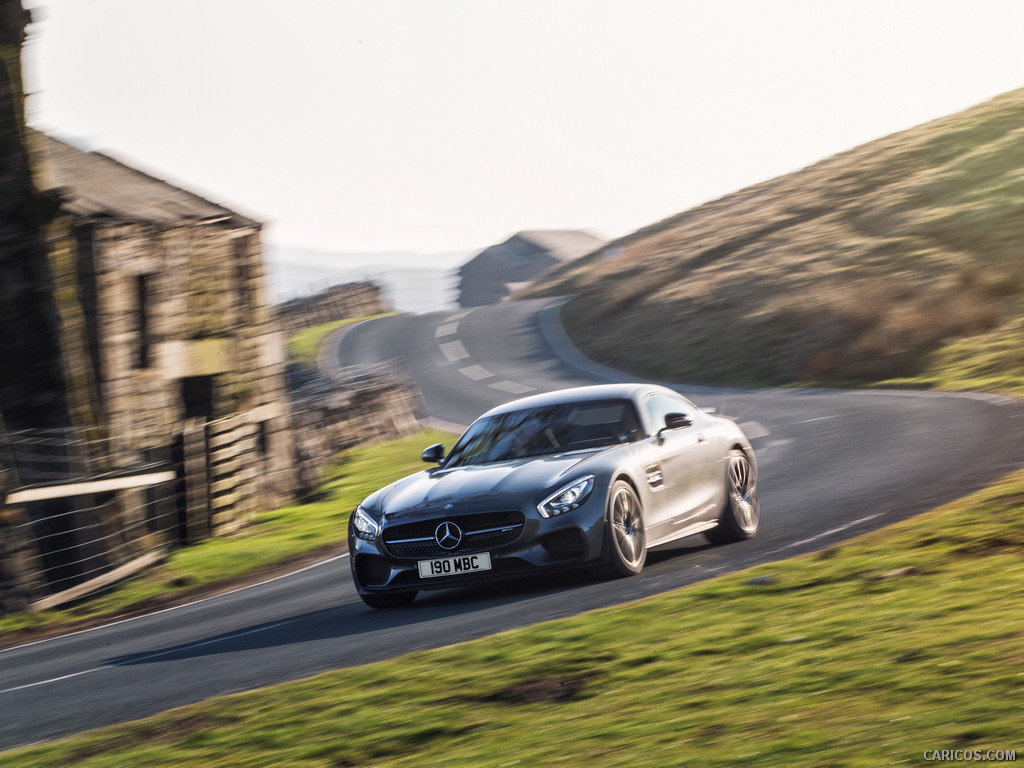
<box><xmin>349</xmin><ymin>383</ymin><xmax>759</xmax><ymax>608</ymax></box>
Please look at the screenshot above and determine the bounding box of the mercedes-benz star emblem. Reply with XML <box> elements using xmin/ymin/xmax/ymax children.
<box><xmin>435</xmin><ymin>521</ymin><xmax>463</xmax><ymax>550</ymax></box>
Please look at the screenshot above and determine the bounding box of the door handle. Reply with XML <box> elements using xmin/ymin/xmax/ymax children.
<box><xmin>697</xmin><ymin>433</ymin><xmax>706</xmax><ymax>443</ymax></box>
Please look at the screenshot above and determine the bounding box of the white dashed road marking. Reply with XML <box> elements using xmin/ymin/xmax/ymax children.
<box><xmin>459</xmin><ymin>365</ymin><xmax>494</xmax><ymax>380</ymax></box>
<box><xmin>0</xmin><ymin>554</ymin><xmax>349</xmax><ymax>656</ymax></box>
<box><xmin>0</xmin><ymin>619</ymin><xmax>299</xmax><ymax>695</ymax></box>
<box><xmin>435</xmin><ymin>322</ymin><xmax>459</xmax><ymax>338</ymax></box>
<box><xmin>439</xmin><ymin>340</ymin><xmax>470</xmax><ymax>362</ymax></box>
<box><xmin>489</xmin><ymin>380</ymin><xmax>536</xmax><ymax>394</ymax></box>
<box><xmin>765</xmin><ymin>513</ymin><xmax>885</xmax><ymax>557</ymax></box>
<box><xmin>0</xmin><ymin>667</ymin><xmax>104</xmax><ymax>695</ymax></box>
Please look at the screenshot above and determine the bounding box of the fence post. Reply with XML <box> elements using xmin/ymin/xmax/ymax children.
<box><xmin>0</xmin><ymin>435</ymin><xmax>45</xmax><ymax>611</ymax></box>
<box><xmin>0</xmin><ymin>505</ymin><xmax>47</xmax><ymax>613</ymax></box>
<box><xmin>0</xmin><ymin>422</ymin><xmax>45</xmax><ymax>611</ymax></box>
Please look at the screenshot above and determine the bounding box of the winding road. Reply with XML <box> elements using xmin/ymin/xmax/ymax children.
<box><xmin>2</xmin><ymin>297</ymin><xmax>1022</xmax><ymax>750</ymax></box>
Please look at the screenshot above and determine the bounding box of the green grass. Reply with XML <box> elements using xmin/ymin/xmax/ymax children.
<box><xmin>880</xmin><ymin>318</ymin><xmax>1024</xmax><ymax>399</ymax></box>
<box><xmin>286</xmin><ymin>312</ymin><xmax>397</xmax><ymax>366</ymax></box>
<box><xmin>5</xmin><ymin>465</ymin><xmax>1024</xmax><ymax>766</ymax></box>
<box><xmin>0</xmin><ymin>429</ymin><xmax>454</xmax><ymax>641</ymax></box>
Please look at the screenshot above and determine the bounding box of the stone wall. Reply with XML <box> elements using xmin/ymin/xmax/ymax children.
<box><xmin>290</xmin><ymin>366</ymin><xmax>420</xmax><ymax>496</ymax></box>
<box><xmin>21</xmin><ymin>214</ymin><xmax>295</xmax><ymax>516</ymax></box>
<box><xmin>79</xmin><ymin>220</ymin><xmax>295</xmax><ymax>511</ymax></box>
<box><xmin>276</xmin><ymin>281</ymin><xmax>388</xmax><ymax>337</ymax></box>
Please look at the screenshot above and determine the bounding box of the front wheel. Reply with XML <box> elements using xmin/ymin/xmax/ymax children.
<box><xmin>359</xmin><ymin>590</ymin><xmax>418</xmax><ymax>609</ymax></box>
<box><xmin>595</xmin><ymin>481</ymin><xmax>647</xmax><ymax>578</ymax></box>
<box><xmin>706</xmin><ymin>449</ymin><xmax>759</xmax><ymax>544</ymax></box>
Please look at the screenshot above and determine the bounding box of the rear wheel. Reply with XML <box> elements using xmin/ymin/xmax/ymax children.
<box><xmin>706</xmin><ymin>449</ymin><xmax>759</xmax><ymax>544</ymax></box>
<box><xmin>595</xmin><ymin>481</ymin><xmax>647</xmax><ymax>578</ymax></box>
<box><xmin>359</xmin><ymin>590</ymin><xmax>418</xmax><ymax>609</ymax></box>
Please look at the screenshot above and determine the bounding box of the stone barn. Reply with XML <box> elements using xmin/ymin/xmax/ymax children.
<box><xmin>21</xmin><ymin>131</ymin><xmax>297</xmax><ymax>534</ymax></box>
<box><xmin>457</xmin><ymin>229</ymin><xmax>604</xmax><ymax>308</ymax></box>
<box><xmin>1</xmin><ymin>7</ymin><xmax>295</xmax><ymax>609</ymax></box>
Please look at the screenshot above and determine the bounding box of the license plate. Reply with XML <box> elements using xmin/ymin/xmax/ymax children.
<box><xmin>418</xmin><ymin>552</ymin><xmax>492</xmax><ymax>579</ymax></box>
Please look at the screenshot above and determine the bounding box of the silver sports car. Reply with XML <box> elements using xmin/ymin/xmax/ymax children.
<box><xmin>348</xmin><ymin>383</ymin><xmax>759</xmax><ymax>608</ymax></box>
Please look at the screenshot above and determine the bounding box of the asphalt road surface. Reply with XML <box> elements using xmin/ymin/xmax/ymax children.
<box><xmin>2</xmin><ymin>297</ymin><xmax>1022</xmax><ymax>750</ymax></box>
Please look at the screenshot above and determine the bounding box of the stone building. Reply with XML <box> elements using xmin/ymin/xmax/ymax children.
<box><xmin>25</xmin><ymin>130</ymin><xmax>296</xmax><ymax>512</ymax></box>
<box><xmin>1</xmin><ymin>3</ymin><xmax>295</xmax><ymax>609</ymax></box>
<box><xmin>457</xmin><ymin>230</ymin><xmax>605</xmax><ymax>307</ymax></box>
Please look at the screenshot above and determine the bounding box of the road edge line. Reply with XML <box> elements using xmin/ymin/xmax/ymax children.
<box><xmin>0</xmin><ymin>554</ymin><xmax>349</xmax><ymax>656</ymax></box>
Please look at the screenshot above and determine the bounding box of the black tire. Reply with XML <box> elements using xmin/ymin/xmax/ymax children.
<box><xmin>594</xmin><ymin>480</ymin><xmax>647</xmax><ymax>578</ymax></box>
<box><xmin>359</xmin><ymin>590</ymin><xmax>418</xmax><ymax>609</ymax></box>
<box><xmin>705</xmin><ymin>449</ymin><xmax>760</xmax><ymax>544</ymax></box>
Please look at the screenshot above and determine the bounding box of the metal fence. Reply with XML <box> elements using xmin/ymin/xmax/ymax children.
<box><xmin>1</xmin><ymin>427</ymin><xmax>166</xmax><ymax>489</ymax></box>
<box><xmin>0</xmin><ymin>361</ymin><xmax>423</xmax><ymax>613</ymax></box>
<box><xmin>0</xmin><ymin>427</ymin><xmax>177</xmax><ymax>611</ymax></box>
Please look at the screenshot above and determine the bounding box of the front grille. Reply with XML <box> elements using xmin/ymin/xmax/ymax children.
<box><xmin>382</xmin><ymin>510</ymin><xmax>525</xmax><ymax>559</ymax></box>
<box><xmin>384</xmin><ymin>510</ymin><xmax>523</xmax><ymax>541</ymax></box>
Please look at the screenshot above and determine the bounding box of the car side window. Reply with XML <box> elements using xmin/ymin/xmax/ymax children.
<box><xmin>644</xmin><ymin>393</ymin><xmax>691</xmax><ymax>435</ymax></box>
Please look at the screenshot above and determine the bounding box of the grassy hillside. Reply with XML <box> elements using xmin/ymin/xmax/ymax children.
<box><xmin>527</xmin><ymin>88</ymin><xmax>1024</xmax><ymax>392</ymax></box>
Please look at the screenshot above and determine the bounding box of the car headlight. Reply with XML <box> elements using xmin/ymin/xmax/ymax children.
<box><xmin>538</xmin><ymin>475</ymin><xmax>596</xmax><ymax>518</ymax></box>
<box><xmin>353</xmin><ymin>506</ymin><xmax>381</xmax><ymax>541</ymax></box>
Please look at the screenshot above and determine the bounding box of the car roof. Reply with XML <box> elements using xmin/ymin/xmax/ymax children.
<box><xmin>480</xmin><ymin>383</ymin><xmax>677</xmax><ymax>418</ymax></box>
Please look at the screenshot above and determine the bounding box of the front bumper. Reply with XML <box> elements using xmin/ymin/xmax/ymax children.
<box><xmin>348</xmin><ymin>493</ymin><xmax>608</xmax><ymax>595</ymax></box>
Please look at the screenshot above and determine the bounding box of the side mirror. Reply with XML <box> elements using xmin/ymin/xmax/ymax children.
<box><xmin>421</xmin><ymin>443</ymin><xmax>445</xmax><ymax>464</ymax></box>
<box><xmin>657</xmin><ymin>413</ymin><xmax>691</xmax><ymax>438</ymax></box>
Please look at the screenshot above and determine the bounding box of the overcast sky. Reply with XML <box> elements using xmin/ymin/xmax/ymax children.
<box><xmin>20</xmin><ymin>0</ymin><xmax>1024</xmax><ymax>259</ymax></box>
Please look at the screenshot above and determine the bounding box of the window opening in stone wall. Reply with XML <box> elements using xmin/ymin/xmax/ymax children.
<box><xmin>135</xmin><ymin>274</ymin><xmax>154</xmax><ymax>369</ymax></box>
<box><xmin>235</xmin><ymin>236</ymin><xmax>254</xmax><ymax>321</ymax></box>
<box><xmin>75</xmin><ymin>227</ymin><xmax>103</xmax><ymax>392</ymax></box>
<box><xmin>257</xmin><ymin>420</ymin><xmax>269</xmax><ymax>455</ymax></box>
<box><xmin>181</xmin><ymin>375</ymin><xmax>215</xmax><ymax>421</ymax></box>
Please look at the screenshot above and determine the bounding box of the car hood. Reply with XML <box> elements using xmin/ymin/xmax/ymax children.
<box><xmin>379</xmin><ymin>450</ymin><xmax>604</xmax><ymax>521</ymax></box>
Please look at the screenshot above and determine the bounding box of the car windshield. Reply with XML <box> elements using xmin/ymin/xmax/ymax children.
<box><xmin>443</xmin><ymin>398</ymin><xmax>642</xmax><ymax>468</ymax></box>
